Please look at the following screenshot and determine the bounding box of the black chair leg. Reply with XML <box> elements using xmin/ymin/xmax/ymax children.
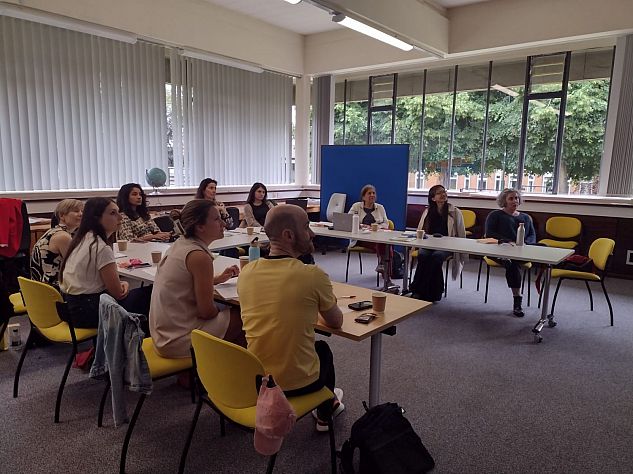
<box><xmin>527</xmin><ymin>267</ymin><xmax>531</xmax><ymax>307</ymax></box>
<box><xmin>550</xmin><ymin>279</ymin><xmax>564</xmax><ymax>316</ymax></box>
<box><xmin>178</xmin><ymin>396</ymin><xmax>204</xmax><ymax>474</ymax></box>
<box><xmin>601</xmin><ymin>280</ymin><xmax>614</xmax><ymax>326</ymax></box>
<box><xmin>120</xmin><ymin>393</ymin><xmax>147</xmax><ymax>474</ymax></box>
<box><xmin>484</xmin><ymin>264</ymin><xmax>491</xmax><ymax>303</ymax></box>
<box><xmin>55</xmin><ymin>343</ymin><xmax>78</xmax><ymax>423</ymax></box>
<box><xmin>359</xmin><ymin>253</ymin><xmax>363</xmax><ymax>274</ymax></box>
<box><xmin>477</xmin><ymin>259</ymin><xmax>483</xmax><ymax>291</ymax></box>
<box><xmin>585</xmin><ymin>281</ymin><xmax>594</xmax><ymax>311</ymax></box>
<box><xmin>328</xmin><ymin>419</ymin><xmax>337</xmax><ymax>473</ymax></box>
<box><xmin>266</xmin><ymin>454</ymin><xmax>278</xmax><ymax>474</ymax></box>
<box><xmin>444</xmin><ymin>260</ymin><xmax>449</xmax><ymax>297</ymax></box>
<box><xmin>345</xmin><ymin>251</ymin><xmax>351</xmax><ymax>282</ymax></box>
<box><xmin>98</xmin><ymin>379</ymin><xmax>112</xmax><ymax>427</ymax></box>
<box><xmin>13</xmin><ymin>329</ymin><xmax>34</xmax><ymax>398</ymax></box>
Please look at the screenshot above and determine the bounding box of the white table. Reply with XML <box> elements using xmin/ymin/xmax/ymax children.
<box><xmin>310</xmin><ymin>224</ymin><xmax>574</xmax><ymax>342</ymax></box>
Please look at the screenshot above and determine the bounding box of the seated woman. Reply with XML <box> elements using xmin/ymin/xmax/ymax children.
<box><xmin>31</xmin><ymin>199</ymin><xmax>84</xmax><ymax>292</ymax></box>
<box><xmin>195</xmin><ymin>178</ymin><xmax>233</xmax><ymax>228</ymax></box>
<box><xmin>60</xmin><ymin>198</ymin><xmax>150</xmax><ymax>328</ymax></box>
<box><xmin>409</xmin><ymin>185</ymin><xmax>466</xmax><ymax>302</ymax></box>
<box><xmin>149</xmin><ymin>199</ymin><xmax>245</xmax><ymax>358</ymax></box>
<box><xmin>240</xmin><ymin>182</ymin><xmax>276</xmax><ymax>227</ymax></box>
<box><xmin>485</xmin><ymin>188</ymin><xmax>536</xmax><ymax>317</ymax></box>
<box><xmin>348</xmin><ymin>184</ymin><xmax>393</xmax><ymax>284</ymax></box>
<box><xmin>116</xmin><ymin>183</ymin><xmax>171</xmax><ymax>242</ymax></box>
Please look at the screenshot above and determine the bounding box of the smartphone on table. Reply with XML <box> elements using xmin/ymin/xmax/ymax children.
<box><xmin>348</xmin><ymin>300</ymin><xmax>373</xmax><ymax>311</ymax></box>
<box><xmin>354</xmin><ymin>313</ymin><xmax>376</xmax><ymax>324</ymax></box>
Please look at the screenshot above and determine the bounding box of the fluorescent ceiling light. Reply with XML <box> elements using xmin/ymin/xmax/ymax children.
<box><xmin>491</xmin><ymin>84</ymin><xmax>519</xmax><ymax>97</ymax></box>
<box><xmin>181</xmin><ymin>49</ymin><xmax>264</xmax><ymax>74</ymax></box>
<box><xmin>0</xmin><ymin>3</ymin><xmax>137</xmax><ymax>44</ymax></box>
<box><xmin>332</xmin><ymin>13</ymin><xmax>413</xmax><ymax>52</ymax></box>
<box><xmin>283</xmin><ymin>0</ymin><xmax>302</xmax><ymax>4</ymax></box>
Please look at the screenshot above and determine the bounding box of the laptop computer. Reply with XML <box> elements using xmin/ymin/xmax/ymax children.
<box><xmin>285</xmin><ymin>198</ymin><xmax>308</xmax><ymax>209</ymax></box>
<box><xmin>331</xmin><ymin>212</ymin><xmax>354</xmax><ymax>232</ymax></box>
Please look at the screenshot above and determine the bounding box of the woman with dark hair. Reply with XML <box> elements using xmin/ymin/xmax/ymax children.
<box><xmin>150</xmin><ymin>199</ymin><xmax>244</xmax><ymax>358</ymax></box>
<box><xmin>240</xmin><ymin>182</ymin><xmax>276</xmax><ymax>227</ymax></box>
<box><xmin>31</xmin><ymin>199</ymin><xmax>84</xmax><ymax>291</ymax></box>
<box><xmin>195</xmin><ymin>178</ymin><xmax>233</xmax><ymax>228</ymax></box>
<box><xmin>59</xmin><ymin>198</ymin><xmax>129</xmax><ymax>328</ymax></box>
<box><xmin>410</xmin><ymin>185</ymin><xmax>466</xmax><ymax>302</ymax></box>
<box><xmin>485</xmin><ymin>188</ymin><xmax>536</xmax><ymax>317</ymax></box>
<box><xmin>116</xmin><ymin>183</ymin><xmax>171</xmax><ymax>242</ymax></box>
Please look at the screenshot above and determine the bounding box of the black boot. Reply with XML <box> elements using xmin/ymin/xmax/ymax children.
<box><xmin>513</xmin><ymin>296</ymin><xmax>524</xmax><ymax>317</ymax></box>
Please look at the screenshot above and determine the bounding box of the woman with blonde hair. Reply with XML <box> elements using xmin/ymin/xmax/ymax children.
<box><xmin>31</xmin><ymin>199</ymin><xmax>84</xmax><ymax>291</ymax></box>
<box><xmin>150</xmin><ymin>199</ymin><xmax>244</xmax><ymax>358</ymax></box>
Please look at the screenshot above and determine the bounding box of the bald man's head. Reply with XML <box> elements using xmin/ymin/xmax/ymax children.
<box><xmin>265</xmin><ymin>205</ymin><xmax>314</xmax><ymax>256</ymax></box>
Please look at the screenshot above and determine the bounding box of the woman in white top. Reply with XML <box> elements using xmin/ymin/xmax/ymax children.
<box><xmin>149</xmin><ymin>199</ymin><xmax>245</xmax><ymax>358</ymax></box>
<box><xmin>60</xmin><ymin>197</ymin><xmax>129</xmax><ymax>328</ymax></box>
<box><xmin>348</xmin><ymin>184</ymin><xmax>393</xmax><ymax>282</ymax></box>
<box><xmin>31</xmin><ymin>199</ymin><xmax>84</xmax><ymax>291</ymax></box>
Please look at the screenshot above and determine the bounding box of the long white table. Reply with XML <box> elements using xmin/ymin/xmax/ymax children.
<box><xmin>310</xmin><ymin>224</ymin><xmax>574</xmax><ymax>342</ymax></box>
<box><xmin>116</xmin><ymin>241</ymin><xmax>429</xmax><ymax>407</ymax></box>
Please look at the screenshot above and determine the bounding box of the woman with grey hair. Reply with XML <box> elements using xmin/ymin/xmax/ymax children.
<box><xmin>484</xmin><ymin>188</ymin><xmax>536</xmax><ymax>317</ymax></box>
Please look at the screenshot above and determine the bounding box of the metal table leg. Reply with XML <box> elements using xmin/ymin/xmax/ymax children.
<box><xmin>368</xmin><ymin>333</ymin><xmax>382</xmax><ymax>407</ymax></box>
<box><xmin>402</xmin><ymin>247</ymin><xmax>410</xmax><ymax>294</ymax></box>
<box><xmin>532</xmin><ymin>265</ymin><xmax>555</xmax><ymax>343</ymax></box>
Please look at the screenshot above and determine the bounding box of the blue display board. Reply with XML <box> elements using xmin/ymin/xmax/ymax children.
<box><xmin>320</xmin><ymin>144</ymin><xmax>409</xmax><ymax>230</ymax></box>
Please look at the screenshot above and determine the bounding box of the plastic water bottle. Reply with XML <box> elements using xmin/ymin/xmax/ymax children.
<box><xmin>516</xmin><ymin>222</ymin><xmax>525</xmax><ymax>246</ymax></box>
<box><xmin>249</xmin><ymin>239</ymin><xmax>260</xmax><ymax>262</ymax></box>
<box><xmin>9</xmin><ymin>324</ymin><xmax>22</xmax><ymax>351</ymax></box>
<box><xmin>352</xmin><ymin>212</ymin><xmax>360</xmax><ymax>235</ymax></box>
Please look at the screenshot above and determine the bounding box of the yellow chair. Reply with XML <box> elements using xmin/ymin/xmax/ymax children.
<box><xmin>538</xmin><ymin>216</ymin><xmax>582</xmax><ymax>249</ymax></box>
<box><xmin>548</xmin><ymin>238</ymin><xmax>615</xmax><ymax>326</ymax></box>
<box><xmin>346</xmin><ymin>219</ymin><xmax>394</xmax><ymax>286</ymax></box>
<box><xmin>14</xmin><ymin>277</ymin><xmax>98</xmax><ymax>423</ymax></box>
<box><xmin>97</xmin><ymin>336</ymin><xmax>193</xmax><ymax>474</ymax></box>
<box><xmin>461</xmin><ymin>209</ymin><xmax>477</xmax><ymax>237</ymax></box>
<box><xmin>179</xmin><ymin>330</ymin><xmax>337</xmax><ymax>474</ymax></box>
<box><xmin>478</xmin><ymin>258</ymin><xmax>532</xmax><ymax>306</ymax></box>
<box><xmin>9</xmin><ymin>292</ymin><xmax>26</xmax><ymax>314</ymax></box>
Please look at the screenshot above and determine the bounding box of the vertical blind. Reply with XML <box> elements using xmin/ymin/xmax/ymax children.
<box><xmin>170</xmin><ymin>53</ymin><xmax>293</xmax><ymax>186</ymax></box>
<box><xmin>0</xmin><ymin>17</ymin><xmax>167</xmax><ymax>191</ymax></box>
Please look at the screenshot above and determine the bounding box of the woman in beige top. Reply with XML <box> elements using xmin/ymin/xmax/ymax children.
<box><xmin>149</xmin><ymin>199</ymin><xmax>245</xmax><ymax>358</ymax></box>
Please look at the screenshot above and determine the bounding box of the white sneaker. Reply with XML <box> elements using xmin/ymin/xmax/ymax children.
<box><xmin>313</xmin><ymin>387</ymin><xmax>345</xmax><ymax>432</ymax></box>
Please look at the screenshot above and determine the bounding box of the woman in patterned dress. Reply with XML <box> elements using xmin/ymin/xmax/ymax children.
<box><xmin>116</xmin><ymin>183</ymin><xmax>171</xmax><ymax>242</ymax></box>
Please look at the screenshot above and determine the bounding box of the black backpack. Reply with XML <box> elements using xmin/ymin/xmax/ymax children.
<box><xmin>339</xmin><ymin>402</ymin><xmax>435</xmax><ymax>474</ymax></box>
<box><xmin>391</xmin><ymin>251</ymin><xmax>405</xmax><ymax>279</ymax></box>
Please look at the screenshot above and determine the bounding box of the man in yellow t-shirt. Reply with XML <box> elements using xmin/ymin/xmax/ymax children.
<box><xmin>238</xmin><ymin>204</ymin><xmax>344</xmax><ymax>432</ymax></box>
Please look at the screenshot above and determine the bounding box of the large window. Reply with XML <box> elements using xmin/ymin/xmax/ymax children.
<box><xmin>333</xmin><ymin>48</ymin><xmax>614</xmax><ymax>196</ymax></box>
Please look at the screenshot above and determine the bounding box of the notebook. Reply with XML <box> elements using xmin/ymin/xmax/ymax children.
<box><xmin>332</xmin><ymin>212</ymin><xmax>354</xmax><ymax>232</ymax></box>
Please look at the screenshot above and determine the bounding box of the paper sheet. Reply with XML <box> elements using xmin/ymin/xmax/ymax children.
<box><xmin>215</xmin><ymin>277</ymin><xmax>239</xmax><ymax>300</ymax></box>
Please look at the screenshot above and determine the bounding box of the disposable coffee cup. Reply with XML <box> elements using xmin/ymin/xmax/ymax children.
<box><xmin>246</xmin><ymin>227</ymin><xmax>255</xmax><ymax>235</ymax></box>
<box><xmin>151</xmin><ymin>251</ymin><xmax>162</xmax><ymax>264</ymax></box>
<box><xmin>117</xmin><ymin>240</ymin><xmax>128</xmax><ymax>252</ymax></box>
<box><xmin>371</xmin><ymin>223</ymin><xmax>379</xmax><ymax>232</ymax></box>
<box><xmin>372</xmin><ymin>292</ymin><xmax>387</xmax><ymax>312</ymax></box>
<box><xmin>239</xmin><ymin>255</ymin><xmax>250</xmax><ymax>269</ymax></box>
<box><xmin>416</xmin><ymin>229</ymin><xmax>425</xmax><ymax>240</ymax></box>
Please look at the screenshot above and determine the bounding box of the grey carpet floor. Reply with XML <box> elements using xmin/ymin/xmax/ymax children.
<box><xmin>2</xmin><ymin>252</ymin><xmax>633</xmax><ymax>473</ymax></box>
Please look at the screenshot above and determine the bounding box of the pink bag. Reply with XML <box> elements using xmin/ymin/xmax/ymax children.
<box><xmin>254</xmin><ymin>375</ymin><xmax>296</xmax><ymax>455</ymax></box>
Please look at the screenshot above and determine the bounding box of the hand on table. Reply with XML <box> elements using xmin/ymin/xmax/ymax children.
<box><xmin>215</xmin><ymin>265</ymin><xmax>240</xmax><ymax>284</ymax></box>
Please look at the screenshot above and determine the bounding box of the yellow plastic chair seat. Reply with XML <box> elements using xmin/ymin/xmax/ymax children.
<box><xmin>538</xmin><ymin>239</ymin><xmax>578</xmax><ymax>249</ymax></box>
<box><xmin>349</xmin><ymin>245</ymin><xmax>375</xmax><ymax>254</ymax></box>
<box><xmin>212</xmin><ymin>386</ymin><xmax>333</xmax><ymax>428</ymax></box>
<box><xmin>38</xmin><ymin>323</ymin><xmax>97</xmax><ymax>343</ymax></box>
<box><xmin>551</xmin><ymin>269</ymin><xmax>601</xmax><ymax>281</ymax></box>
<box><xmin>484</xmin><ymin>257</ymin><xmax>532</xmax><ymax>269</ymax></box>
<box><xmin>9</xmin><ymin>293</ymin><xmax>26</xmax><ymax>314</ymax></box>
<box><xmin>143</xmin><ymin>338</ymin><xmax>192</xmax><ymax>379</ymax></box>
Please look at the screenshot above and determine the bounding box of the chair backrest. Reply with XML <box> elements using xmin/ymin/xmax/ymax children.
<box><xmin>191</xmin><ymin>329</ymin><xmax>263</xmax><ymax>409</ymax></box>
<box><xmin>588</xmin><ymin>238</ymin><xmax>615</xmax><ymax>272</ymax></box>
<box><xmin>153</xmin><ymin>215</ymin><xmax>175</xmax><ymax>233</ymax></box>
<box><xmin>17</xmin><ymin>277</ymin><xmax>63</xmax><ymax>329</ymax></box>
<box><xmin>387</xmin><ymin>219</ymin><xmax>394</xmax><ymax>230</ymax></box>
<box><xmin>326</xmin><ymin>193</ymin><xmax>346</xmax><ymax>222</ymax></box>
<box><xmin>225</xmin><ymin>206</ymin><xmax>240</xmax><ymax>230</ymax></box>
<box><xmin>545</xmin><ymin>216</ymin><xmax>582</xmax><ymax>240</ymax></box>
<box><xmin>461</xmin><ymin>209</ymin><xmax>476</xmax><ymax>230</ymax></box>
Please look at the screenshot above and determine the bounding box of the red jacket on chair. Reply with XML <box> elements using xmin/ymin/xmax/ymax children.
<box><xmin>0</xmin><ymin>198</ymin><xmax>24</xmax><ymax>258</ymax></box>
